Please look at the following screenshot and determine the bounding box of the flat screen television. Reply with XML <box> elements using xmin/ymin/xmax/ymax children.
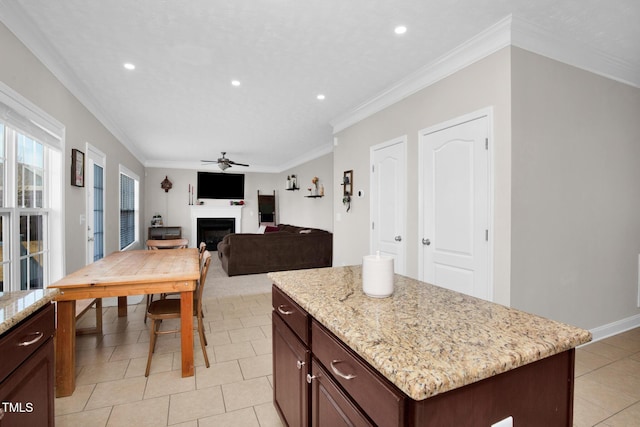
<box><xmin>197</xmin><ymin>172</ymin><xmax>245</xmax><ymax>199</ymax></box>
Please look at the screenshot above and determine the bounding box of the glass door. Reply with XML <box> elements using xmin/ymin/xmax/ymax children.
<box><xmin>85</xmin><ymin>145</ymin><xmax>105</xmax><ymax>264</ymax></box>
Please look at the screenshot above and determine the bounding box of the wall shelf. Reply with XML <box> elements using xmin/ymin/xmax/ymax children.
<box><xmin>286</xmin><ymin>187</ymin><xmax>299</xmax><ymax>191</ymax></box>
<box><xmin>305</xmin><ymin>195</ymin><xmax>324</xmax><ymax>198</ymax></box>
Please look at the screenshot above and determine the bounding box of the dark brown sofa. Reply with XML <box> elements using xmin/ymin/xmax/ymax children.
<box><xmin>216</xmin><ymin>224</ymin><xmax>332</xmax><ymax>276</ymax></box>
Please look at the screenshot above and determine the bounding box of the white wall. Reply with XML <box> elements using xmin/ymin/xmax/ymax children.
<box><xmin>333</xmin><ymin>47</ymin><xmax>512</xmax><ymax>305</ymax></box>
<box><xmin>510</xmin><ymin>47</ymin><xmax>640</xmax><ymax>329</ymax></box>
<box><xmin>0</xmin><ymin>22</ymin><xmax>146</xmax><ymax>275</ymax></box>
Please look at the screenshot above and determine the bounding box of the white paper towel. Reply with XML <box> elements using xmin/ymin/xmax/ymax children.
<box><xmin>362</xmin><ymin>252</ymin><xmax>394</xmax><ymax>298</ymax></box>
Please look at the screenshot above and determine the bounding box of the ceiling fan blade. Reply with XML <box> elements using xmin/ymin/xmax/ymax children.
<box><xmin>200</xmin><ymin>160</ymin><xmax>218</xmax><ymax>164</ymax></box>
<box><xmin>228</xmin><ymin>160</ymin><xmax>249</xmax><ymax>167</ymax></box>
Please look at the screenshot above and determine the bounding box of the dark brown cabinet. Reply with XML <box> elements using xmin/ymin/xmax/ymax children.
<box><xmin>310</xmin><ymin>359</ymin><xmax>372</xmax><ymax>427</ymax></box>
<box><xmin>273</xmin><ymin>312</ymin><xmax>310</xmax><ymax>426</ymax></box>
<box><xmin>272</xmin><ymin>286</ymin><xmax>311</xmax><ymax>426</ymax></box>
<box><xmin>273</xmin><ymin>285</ymin><xmax>398</xmax><ymax>427</ymax></box>
<box><xmin>0</xmin><ymin>304</ymin><xmax>55</xmax><ymax>426</ymax></box>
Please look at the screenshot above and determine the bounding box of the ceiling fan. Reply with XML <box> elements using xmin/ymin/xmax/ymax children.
<box><xmin>201</xmin><ymin>152</ymin><xmax>249</xmax><ymax>171</ymax></box>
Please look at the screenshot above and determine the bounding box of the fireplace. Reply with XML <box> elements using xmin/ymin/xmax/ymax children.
<box><xmin>197</xmin><ymin>218</ymin><xmax>235</xmax><ymax>250</ymax></box>
<box><xmin>190</xmin><ymin>205</ymin><xmax>243</xmax><ymax>251</ymax></box>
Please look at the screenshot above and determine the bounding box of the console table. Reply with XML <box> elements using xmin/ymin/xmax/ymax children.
<box><xmin>148</xmin><ymin>226</ymin><xmax>182</xmax><ymax>240</ymax></box>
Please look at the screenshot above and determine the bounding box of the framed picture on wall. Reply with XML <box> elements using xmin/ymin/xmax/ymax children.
<box><xmin>71</xmin><ymin>149</ymin><xmax>84</xmax><ymax>187</ymax></box>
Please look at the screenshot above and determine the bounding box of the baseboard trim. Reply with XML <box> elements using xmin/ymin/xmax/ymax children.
<box><xmin>586</xmin><ymin>313</ymin><xmax>640</xmax><ymax>344</ymax></box>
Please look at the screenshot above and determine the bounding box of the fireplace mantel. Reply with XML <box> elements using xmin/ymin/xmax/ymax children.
<box><xmin>190</xmin><ymin>205</ymin><xmax>243</xmax><ymax>247</ymax></box>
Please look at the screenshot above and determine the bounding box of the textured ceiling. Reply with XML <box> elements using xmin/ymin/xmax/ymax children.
<box><xmin>0</xmin><ymin>0</ymin><xmax>638</xmax><ymax>171</ymax></box>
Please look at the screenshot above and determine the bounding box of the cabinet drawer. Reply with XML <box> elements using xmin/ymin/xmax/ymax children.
<box><xmin>312</xmin><ymin>320</ymin><xmax>404</xmax><ymax>427</ymax></box>
<box><xmin>311</xmin><ymin>358</ymin><xmax>373</xmax><ymax>427</ymax></box>
<box><xmin>0</xmin><ymin>304</ymin><xmax>55</xmax><ymax>383</ymax></box>
<box><xmin>272</xmin><ymin>285</ymin><xmax>309</xmax><ymax>345</ymax></box>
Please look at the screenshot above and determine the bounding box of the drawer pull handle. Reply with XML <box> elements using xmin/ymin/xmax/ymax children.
<box><xmin>277</xmin><ymin>305</ymin><xmax>294</xmax><ymax>315</ymax></box>
<box><xmin>296</xmin><ymin>360</ymin><xmax>306</xmax><ymax>370</ymax></box>
<box><xmin>17</xmin><ymin>331</ymin><xmax>44</xmax><ymax>347</ymax></box>
<box><xmin>331</xmin><ymin>360</ymin><xmax>357</xmax><ymax>380</ymax></box>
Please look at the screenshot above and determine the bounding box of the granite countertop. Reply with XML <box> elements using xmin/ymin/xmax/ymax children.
<box><xmin>0</xmin><ymin>288</ymin><xmax>59</xmax><ymax>335</ymax></box>
<box><xmin>269</xmin><ymin>266</ymin><xmax>592</xmax><ymax>401</ymax></box>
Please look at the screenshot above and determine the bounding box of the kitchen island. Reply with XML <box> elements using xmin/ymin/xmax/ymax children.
<box><xmin>269</xmin><ymin>266</ymin><xmax>592</xmax><ymax>427</ymax></box>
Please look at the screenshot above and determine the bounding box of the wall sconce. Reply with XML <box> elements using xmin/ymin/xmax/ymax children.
<box><xmin>160</xmin><ymin>176</ymin><xmax>173</xmax><ymax>192</ymax></box>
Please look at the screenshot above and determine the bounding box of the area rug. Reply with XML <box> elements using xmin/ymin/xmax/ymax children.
<box><xmin>203</xmin><ymin>253</ymin><xmax>272</xmax><ymax>298</ymax></box>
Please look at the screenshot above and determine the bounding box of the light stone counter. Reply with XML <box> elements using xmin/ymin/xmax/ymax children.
<box><xmin>0</xmin><ymin>288</ymin><xmax>59</xmax><ymax>335</ymax></box>
<box><xmin>269</xmin><ymin>266</ymin><xmax>592</xmax><ymax>401</ymax></box>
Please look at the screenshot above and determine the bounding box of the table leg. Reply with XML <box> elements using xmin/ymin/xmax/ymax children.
<box><xmin>117</xmin><ymin>296</ymin><xmax>127</xmax><ymax>317</ymax></box>
<box><xmin>180</xmin><ymin>290</ymin><xmax>194</xmax><ymax>377</ymax></box>
<box><xmin>55</xmin><ymin>300</ymin><xmax>76</xmax><ymax>397</ymax></box>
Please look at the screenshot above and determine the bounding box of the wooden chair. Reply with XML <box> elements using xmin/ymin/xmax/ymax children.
<box><xmin>145</xmin><ymin>251</ymin><xmax>212</xmax><ymax>376</ymax></box>
<box><xmin>146</xmin><ymin>238</ymin><xmax>189</xmax><ymax>250</ymax></box>
<box><xmin>144</xmin><ymin>238</ymin><xmax>189</xmax><ymax>323</ymax></box>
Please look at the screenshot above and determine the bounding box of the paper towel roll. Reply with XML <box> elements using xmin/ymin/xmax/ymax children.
<box><xmin>362</xmin><ymin>252</ymin><xmax>394</xmax><ymax>298</ymax></box>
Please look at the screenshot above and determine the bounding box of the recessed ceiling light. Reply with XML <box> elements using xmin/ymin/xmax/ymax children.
<box><xmin>123</xmin><ymin>63</ymin><xmax>136</xmax><ymax>70</ymax></box>
<box><xmin>394</xmin><ymin>25</ymin><xmax>407</xmax><ymax>35</ymax></box>
<box><xmin>317</xmin><ymin>94</ymin><xmax>325</xmax><ymax>100</ymax></box>
<box><xmin>231</xmin><ymin>80</ymin><xmax>241</xmax><ymax>87</ymax></box>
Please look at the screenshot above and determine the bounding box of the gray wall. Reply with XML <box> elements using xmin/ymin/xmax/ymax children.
<box><xmin>333</xmin><ymin>47</ymin><xmax>513</xmax><ymax>305</ymax></box>
<box><xmin>277</xmin><ymin>153</ymin><xmax>334</xmax><ymax>232</ymax></box>
<box><xmin>510</xmin><ymin>47</ymin><xmax>640</xmax><ymax>329</ymax></box>
<box><xmin>0</xmin><ymin>22</ymin><xmax>146</xmax><ymax>275</ymax></box>
<box><xmin>333</xmin><ymin>45</ymin><xmax>640</xmax><ymax>330</ymax></box>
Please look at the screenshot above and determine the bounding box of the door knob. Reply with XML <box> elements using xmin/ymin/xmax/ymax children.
<box><xmin>394</xmin><ymin>236</ymin><xmax>402</xmax><ymax>242</ymax></box>
<box><xmin>422</xmin><ymin>238</ymin><xmax>431</xmax><ymax>246</ymax></box>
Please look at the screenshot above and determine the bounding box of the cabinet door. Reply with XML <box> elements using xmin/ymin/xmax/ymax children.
<box><xmin>0</xmin><ymin>338</ymin><xmax>54</xmax><ymax>426</ymax></box>
<box><xmin>310</xmin><ymin>359</ymin><xmax>373</xmax><ymax>427</ymax></box>
<box><xmin>273</xmin><ymin>313</ymin><xmax>310</xmax><ymax>427</ymax></box>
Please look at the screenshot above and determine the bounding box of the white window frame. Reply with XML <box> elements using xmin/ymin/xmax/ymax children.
<box><xmin>119</xmin><ymin>164</ymin><xmax>139</xmax><ymax>251</ymax></box>
<box><xmin>0</xmin><ymin>82</ymin><xmax>65</xmax><ymax>290</ymax></box>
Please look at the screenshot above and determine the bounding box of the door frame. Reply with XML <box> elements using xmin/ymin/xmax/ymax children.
<box><xmin>418</xmin><ymin>107</ymin><xmax>495</xmax><ymax>299</ymax></box>
<box><xmin>369</xmin><ymin>135</ymin><xmax>407</xmax><ymax>275</ymax></box>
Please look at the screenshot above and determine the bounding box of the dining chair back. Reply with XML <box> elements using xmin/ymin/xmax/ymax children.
<box><xmin>146</xmin><ymin>238</ymin><xmax>189</xmax><ymax>249</ymax></box>
<box><xmin>144</xmin><ymin>250</ymin><xmax>213</xmax><ymax>376</ymax></box>
<box><xmin>144</xmin><ymin>238</ymin><xmax>189</xmax><ymax>323</ymax></box>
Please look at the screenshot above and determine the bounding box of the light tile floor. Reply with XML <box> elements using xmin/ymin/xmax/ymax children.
<box><xmin>56</xmin><ymin>294</ymin><xmax>640</xmax><ymax>426</ymax></box>
<box><xmin>56</xmin><ymin>293</ymin><xmax>284</xmax><ymax>427</ymax></box>
<box><xmin>573</xmin><ymin>327</ymin><xmax>640</xmax><ymax>426</ymax></box>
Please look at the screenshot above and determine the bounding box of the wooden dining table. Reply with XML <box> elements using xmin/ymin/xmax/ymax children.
<box><xmin>49</xmin><ymin>248</ymin><xmax>200</xmax><ymax>397</ymax></box>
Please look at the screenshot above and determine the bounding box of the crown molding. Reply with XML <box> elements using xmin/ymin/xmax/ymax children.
<box><xmin>0</xmin><ymin>1</ymin><xmax>147</xmax><ymax>163</ymax></box>
<box><xmin>276</xmin><ymin>142</ymin><xmax>334</xmax><ymax>173</ymax></box>
<box><xmin>331</xmin><ymin>14</ymin><xmax>640</xmax><ymax>134</ymax></box>
<box><xmin>144</xmin><ymin>159</ymin><xmax>281</xmax><ymax>174</ymax></box>
<box><xmin>330</xmin><ymin>16</ymin><xmax>513</xmax><ymax>134</ymax></box>
<box><xmin>510</xmin><ymin>15</ymin><xmax>640</xmax><ymax>89</ymax></box>
<box><xmin>145</xmin><ymin>141</ymin><xmax>333</xmax><ymax>173</ymax></box>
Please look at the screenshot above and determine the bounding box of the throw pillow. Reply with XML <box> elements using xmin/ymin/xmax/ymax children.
<box><xmin>265</xmin><ymin>225</ymin><xmax>280</xmax><ymax>233</ymax></box>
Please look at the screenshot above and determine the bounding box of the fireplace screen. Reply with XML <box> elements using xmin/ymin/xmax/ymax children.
<box><xmin>197</xmin><ymin>218</ymin><xmax>235</xmax><ymax>250</ymax></box>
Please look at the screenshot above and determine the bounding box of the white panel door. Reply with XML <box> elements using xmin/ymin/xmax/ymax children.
<box><xmin>370</xmin><ymin>137</ymin><xmax>406</xmax><ymax>274</ymax></box>
<box><xmin>420</xmin><ymin>116</ymin><xmax>490</xmax><ymax>299</ymax></box>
